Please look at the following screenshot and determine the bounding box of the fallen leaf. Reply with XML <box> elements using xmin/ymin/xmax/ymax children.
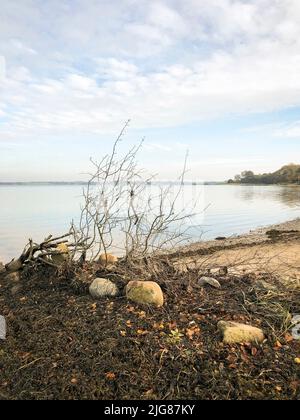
<box><xmin>251</xmin><ymin>347</ymin><xmax>258</xmax><ymax>356</ymax></box>
<box><xmin>185</xmin><ymin>325</ymin><xmax>201</xmax><ymax>340</ymax></box>
<box><xmin>295</xmin><ymin>357</ymin><xmax>300</xmax><ymax>364</ymax></box>
<box><xmin>71</xmin><ymin>378</ymin><xmax>78</xmax><ymax>384</ymax></box>
<box><xmin>153</xmin><ymin>322</ymin><xmax>164</xmax><ymax>330</ymax></box>
<box><xmin>136</xmin><ymin>329</ymin><xmax>148</xmax><ymax>335</ymax></box>
<box><xmin>90</xmin><ymin>303</ymin><xmax>97</xmax><ymax>311</ymax></box>
<box><xmin>105</xmin><ymin>372</ymin><xmax>116</xmax><ymax>380</ymax></box>
<box><xmin>284</xmin><ymin>333</ymin><xmax>294</xmax><ymax>343</ymax></box>
<box><xmin>120</xmin><ymin>330</ymin><xmax>126</xmax><ymax>337</ymax></box>
<box><xmin>143</xmin><ymin>389</ymin><xmax>154</xmax><ymax>397</ymax></box>
<box><xmin>274</xmin><ymin>340</ymin><xmax>282</xmax><ymax>350</ymax></box>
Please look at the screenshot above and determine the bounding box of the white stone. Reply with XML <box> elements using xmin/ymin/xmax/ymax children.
<box><xmin>89</xmin><ymin>278</ymin><xmax>119</xmax><ymax>298</ymax></box>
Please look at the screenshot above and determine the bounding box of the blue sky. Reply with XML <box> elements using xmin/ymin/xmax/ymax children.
<box><xmin>0</xmin><ymin>0</ymin><xmax>300</xmax><ymax>181</ymax></box>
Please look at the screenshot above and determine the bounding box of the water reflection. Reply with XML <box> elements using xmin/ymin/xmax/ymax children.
<box><xmin>235</xmin><ymin>185</ymin><xmax>300</xmax><ymax>208</ymax></box>
<box><xmin>0</xmin><ymin>184</ymin><xmax>299</xmax><ymax>261</ymax></box>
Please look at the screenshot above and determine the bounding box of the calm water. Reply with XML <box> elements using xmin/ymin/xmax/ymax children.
<box><xmin>0</xmin><ymin>184</ymin><xmax>299</xmax><ymax>262</ymax></box>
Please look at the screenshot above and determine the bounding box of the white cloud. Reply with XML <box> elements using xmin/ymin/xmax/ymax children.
<box><xmin>144</xmin><ymin>141</ymin><xmax>189</xmax><ymax>153</ymax></box>
<box><xmin>274</xmin><ymin>121</ymin><xmax>300</xmax><ymax>138</ymax></box>
<box><xmin>1</xmin><ymin>1</ymin><xmax>300</xmax><ymax>140</ymax></box>
<box><xmin>96</xmin><ymin>58</ymin><xmax>138</xmax><ymax>80</ymax></box>
<box><xmin>10</xmin><ymin>39</ymin><xmax>37</xmax><ymax>55</ymax></box>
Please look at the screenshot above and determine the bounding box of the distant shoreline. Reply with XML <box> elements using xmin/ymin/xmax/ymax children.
<box><xmin>0</xmin><ymin>181</ymin><xmax>227</xmax><ymax>186</ymax></box>
<box><xmin>1</xmin><ymin>181</ymin><xmax>300</xmax><ymax>186</ymax></box>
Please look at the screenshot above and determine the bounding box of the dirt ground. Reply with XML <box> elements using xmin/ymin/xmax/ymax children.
<box><xmin>0</xmin><ymin>256</ymin><xmax>299</xmax><ymax>400</ymax></box>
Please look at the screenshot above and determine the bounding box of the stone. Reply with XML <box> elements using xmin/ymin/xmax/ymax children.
<box><xmin>99</xmin><ymin>253</ymin><xmax>118</xmax><ymax>265</ymax></box>
<box><xmin>291</xmin><ymin>315</ymin><xmax>300</xmax><ymax>340</ymax></box>
<box><xmin>89</xmin><ymin>278</ymin><xmax>119</xmax><ymax>298</ymax></box>
<box><xmin>52</xmin><ymin>243</ymin><xmax>69</xmax><ymax>264</ymax></box>
<box><xmin>198</xmin><ymin>276</ymin><xmax>221</xmax><ymax>289</ymax></box>
<box><xmin>126</xmin><ymin>281</ymin><xmax>164</xmax><ymax>307</ymax></box>
<box><xmin>218</xmin><ymin>320</ymin><xmax>265</xmax><ymax>344</ymax></box>
<box><xmin>0</xmin><ymin>316</ymin><xmax>6</xmax><ymax>340</ymax></box>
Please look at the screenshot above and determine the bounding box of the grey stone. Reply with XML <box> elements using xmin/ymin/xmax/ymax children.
<box><xmin>89</xmin><ymin>278</ymin><xmax>119</xmax><ymax>298</ymax></box>
<box><xmin>0</xmin><ymin>316</ymin><xmax>6</xmax><ymax>340</ymax></box>
<box><xmin>198</xmin><ymin>276</ymin><xmax>221</xmax><ymax>289</ymax></box>
<box><xmin>291</xmin><ymin>314</ymin><xmax>300</xmax><ymax>340</ymax></box>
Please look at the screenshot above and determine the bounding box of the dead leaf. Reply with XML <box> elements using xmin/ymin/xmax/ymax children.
<box><xmin>295</xmin><ymin>357</ymin><xmax>300</xmax><ymax>364</ymax></box>
<box><xmin>251</xmin><ymin>347</ymin><xmax>258</xmax><ymax>357</ymax></box>
<box><xmin>153</xmin><ymin>322</ymin><xmax>164</xmax><ymax>330</ymax></box>
<box><xmin>136</xmin><ymin>329</ymin><xmax>148</xmax><ymax>335</ymax></box>
<box><xmin>274</xmin><ymin>340</ymin><xmax>282</xmax><ymax>350</ymax></box>
<box><xmin>185</xmin><ymin>325</ymin><xmax>200</xmax><ymax>340</ymax></box>
<box><xmin>138</xmin><ymin>311</ymin><xmax>146</xmax><ymax>318</ymax></box>
<box><xmin>143</xmin><ymin>389</ymin><xmax>155</xmax><ymax>397</ymax></box>
<box><xmin>105</xmin><ymin>372</ymin><xmax>116</xmax><ymax>380</ymax></box>
<box><xmin>284</xmin><ymin>333</ymin><xmax>294</xmax><ymax>343</ymax></box>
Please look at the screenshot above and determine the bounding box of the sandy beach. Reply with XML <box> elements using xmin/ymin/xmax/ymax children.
<box><xmin>171</xmin><ymin>218</ymin><xmax>300</xmax><ymax>287</ymax></box>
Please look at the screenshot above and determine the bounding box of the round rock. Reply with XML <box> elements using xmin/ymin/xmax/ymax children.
<box><xmin>126</xmin><ymin>280</ymin><xmax>164</xmax><ymax>307</ymax></box>
<box><xmin>218</xmin><ymin>320</ymin><xmax>265</xmax><ymax>344</ymax></box>
<box><xmin>89</xmin><ymin>278</ymin><xmax>119</xmax><ymax>298</ymax></box>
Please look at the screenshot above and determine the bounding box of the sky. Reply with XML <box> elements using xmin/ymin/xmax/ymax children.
<box><xmin>0</xmin><ymin>0</ymin><xmax>300</xmax><ymax>182</ymax></box>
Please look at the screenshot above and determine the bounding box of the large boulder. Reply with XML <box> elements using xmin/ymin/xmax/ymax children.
<box><xmin>218</xmin><ymin>320</ymin><xmax>265</xmax><ymax>344</ymax></box>
<box><xmin>126</xmin><ymin>281</ymin><xmax>164</xmax><ymax>307</ymax></box>
<box><xmin>89</xmin><ymin>278</ymin><xmax>119</xmax><ymax>298</ymax></box>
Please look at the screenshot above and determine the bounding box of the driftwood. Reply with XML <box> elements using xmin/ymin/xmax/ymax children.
<box><xmin>0</xmin><ymin>233</ymin><xmax>86</xmax><ymax>279</ymax></box>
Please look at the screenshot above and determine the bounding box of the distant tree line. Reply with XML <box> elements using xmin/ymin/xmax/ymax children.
<box><xmin>228</xmin><ymin>164</ymin><xmax>300</xmax><ymax>185</ymax></box>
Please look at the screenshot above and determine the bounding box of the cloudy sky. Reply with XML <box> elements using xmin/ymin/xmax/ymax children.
<box><xmin>0</xmin><ymin>0</ymin><xmax>300</xmax><ymax>181</ymax></box>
